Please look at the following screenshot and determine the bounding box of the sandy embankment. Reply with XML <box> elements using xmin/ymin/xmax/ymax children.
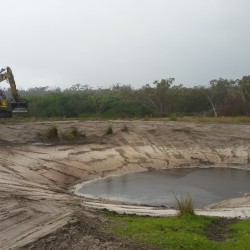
<box><xmin>1</xmin><ymin>120</ymin><xmax>250</xmax><ymax>249</ymax></box>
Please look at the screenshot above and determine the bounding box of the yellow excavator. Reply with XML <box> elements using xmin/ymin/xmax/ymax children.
<box><xmin>0</xmin><ymin>66</ymin><xmax>28</xmax><ymax>117</ymax></box>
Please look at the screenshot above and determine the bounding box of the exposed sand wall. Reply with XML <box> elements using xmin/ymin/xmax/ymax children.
<box><xmin>1</xmin><ymin>120</ymin><xmax>250</xmax><ymax>249</ymax></box>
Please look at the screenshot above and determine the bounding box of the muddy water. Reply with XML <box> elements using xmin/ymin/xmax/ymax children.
<box><xmin>77</xmin><ymin>168</ymin><xmax>250</xmax><ymax>208</ymax></box>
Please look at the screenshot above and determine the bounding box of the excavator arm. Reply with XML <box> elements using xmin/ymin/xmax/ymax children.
<box><xmin>0</xmin><ymin>67</ymin><xmax>28</xmax><ymax>112</ymax></box>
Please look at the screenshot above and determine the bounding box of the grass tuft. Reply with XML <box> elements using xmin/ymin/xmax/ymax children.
<box><xmin>62</xmin><ymin>126</ymin><xmax>85</xmax><ymax>140</ymax></box>
<box><xmin>106</xmin><ymin>125</ymin><xmax>113</xmax><ymax>135</ymax></box>
<box><xmin>45</xmin><ymin>126</ymin><xmax>59</xmax><ymax>139</ymax></box>
<box><xmin>121</xmin><ymin>124</ymin><xmax>129</xmax><ymax>132</ymax></box>
<box><xmin>173</xmin><ymin>193</ymin><xmax>195</xmax><ymax>216</ymax></box>
<box><xmin>170</xmin><ymin>114</ymin><xmax>178</xmax><ymax>121</ymax></box>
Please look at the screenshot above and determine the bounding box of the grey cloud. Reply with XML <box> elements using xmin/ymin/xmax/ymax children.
<box><xmin>1</xmin><ymin>0</ymin><xmax>250</xmax><ymax>89</ymax></box>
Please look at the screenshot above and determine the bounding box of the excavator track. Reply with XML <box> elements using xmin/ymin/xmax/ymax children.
<box><xmin>10</xmin><ymin>100</ymin><xmax>28</xmax><ymax>113</ymax></box>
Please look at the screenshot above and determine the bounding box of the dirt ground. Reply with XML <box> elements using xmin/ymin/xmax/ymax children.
<box><xmin>1</xmin><ymin>120</ymin><xmax>250</xmax><ymax>250</ymax></box>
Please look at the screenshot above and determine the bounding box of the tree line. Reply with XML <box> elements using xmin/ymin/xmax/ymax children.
<box><xmin>6</xmin><ymin>75</ymin><xmax>250</xmax><ymax>118</ymax></box>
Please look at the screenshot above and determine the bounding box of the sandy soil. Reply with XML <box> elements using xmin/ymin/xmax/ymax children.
<box><xmin>1</xmin><ymin>120</ymin><xmax>250</xmax><ymax>249</ymax></box>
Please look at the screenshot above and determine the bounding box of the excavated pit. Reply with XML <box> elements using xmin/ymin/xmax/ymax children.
<box><xmin>1</xmin><ymin>120</ymin><xmax>250</xmax><ymax>249</ymax></box>
<box><xmin>75</xmin><ymin>167</ymin><xmax>250</xmax><ymax>208</ymax></box>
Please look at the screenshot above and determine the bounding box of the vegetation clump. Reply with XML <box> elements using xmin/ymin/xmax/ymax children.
<box><xmin>45</xmin><ymin>126</ymin><xmax>59</xmax><ymax>140</ymax></box>
<box><xmin>173</xmin><ymin>127</ymin><xmax>190</xmax><ymax>133</ymax></box>
<box><xmin>106</xmin><ymin>125</ymin><xmax>113</xmax><ymax>135</ymax></box>
<box><xmin>121</xmin><ymin>124</ymin><xmax>129</xmax><ymax>132</ymax></box>
<box><xmin>173</xmin><ymin>193</ymin><xmax>195</xmax><ymax>216</ymax></box>
<box><xmin>170</xmin><ymin>114</ymin><xmax>178</xmax><ymax>121</ymax></box>
<box><xmin>62</xmin><ymin>126</ymin><xmax>85</xmax><ymax>140</ymax></box>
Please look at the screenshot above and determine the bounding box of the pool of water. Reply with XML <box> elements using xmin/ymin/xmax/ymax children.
<box><xmin>76</xmin><ymin>168</ymin><xmax>250</xmax><ymax>208</ymax></box>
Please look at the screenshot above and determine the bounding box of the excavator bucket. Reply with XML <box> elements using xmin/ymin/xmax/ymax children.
<box><xmin>10</xmin><ymin>100</ymin><xmax>28</xmax><ymax>113</ymax></box>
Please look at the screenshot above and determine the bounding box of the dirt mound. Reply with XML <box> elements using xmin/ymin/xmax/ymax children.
<box><xmin>21</xmin><ymin>210</ymin><xmax>152</xmax><ymax>250</ymax></box>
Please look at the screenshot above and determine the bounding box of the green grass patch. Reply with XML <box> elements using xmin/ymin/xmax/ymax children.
<box><xmin>3</xmin><ymin>116</ymin><xmax>250</xmax><ymax>124</ymax></box>
<box><xmin>106</xmin><ymin>214</ymin><xmax>250</xmax><ymax>250</ymax></box>
<box><xmin>178</xmin><ymin>116</ymin><xmax>250</xmax><ymax>123</ymax></box>
<box><xmin>141</xmin><ymin>116</ymin><xmax>250</xmax><ymax>123</ymax></box>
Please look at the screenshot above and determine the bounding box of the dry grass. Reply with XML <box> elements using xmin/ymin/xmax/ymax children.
<box><xmin>45</xmin><ymin>126</ymin><xmax>59</xmax><ymax>139</ymax></box>
<box><xmin>173</xmin><ymin>193</ymin><xmax>195</xmax><ymax>216</ymax></box>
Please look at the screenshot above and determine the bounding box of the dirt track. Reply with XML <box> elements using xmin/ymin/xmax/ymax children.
<box><xmin>1</xmin><ymin>120</ymin><xmax>250</xmax><ymax>249</ymax></box>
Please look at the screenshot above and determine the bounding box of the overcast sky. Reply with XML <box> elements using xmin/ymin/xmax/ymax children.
<box><xmin>1</xmin><ymin>0</ymin><xmax>250</xmax><ymax>90</ymax></box>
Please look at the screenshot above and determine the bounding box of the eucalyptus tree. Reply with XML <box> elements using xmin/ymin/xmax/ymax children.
<box><xmin>207</xmin><ymin>78</ymin><xmax>236</xmax><ymax>116</ymax></box>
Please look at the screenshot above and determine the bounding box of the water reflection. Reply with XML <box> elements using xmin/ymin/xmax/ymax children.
<box><xmin>105</xmin><ymin>177</ymin><xmax>113</xmax><ymax>193</ymax></box>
